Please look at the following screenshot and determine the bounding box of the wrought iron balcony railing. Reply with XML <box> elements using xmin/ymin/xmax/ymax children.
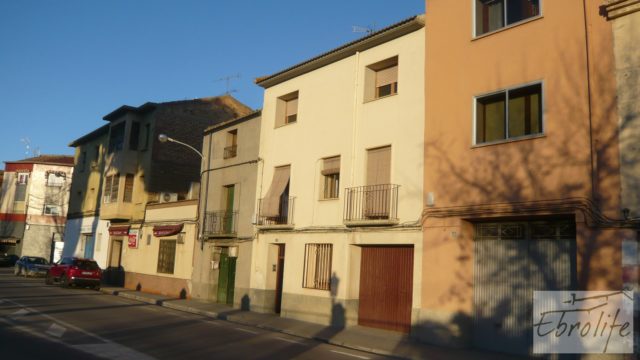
<box><xmin>343</xmin><ymin>184</ymin><xmax>399</xmax><ymax>224</ymax></box>
<box><xmin>203</xmin><ymin>210</ymin><xmax>238</xmax><ymax>237</ymax></box>
<box><xmin>257</xmin><ymin>196</ymin><xmax>295</xmax><ymax>227</ymax></box>
<box><xmin>223</xmin><ymin>145</ymin><xmax>237</xmax><ymax>159</ymax></box>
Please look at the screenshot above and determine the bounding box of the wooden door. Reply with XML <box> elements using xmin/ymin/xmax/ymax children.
<box><xmin>274</xmin><ymin>244</ymin><xmax>285</xmax><ymax>313</ymax></box>
<box><xmin>223</xmin><ymin>185</ymin><xmax>235</xmax><ymax>233</ymax></box>
<box><xmin>358</xmin><ymin>246</ymin><xmax>413</xmax><ymax>332</ymax></box>
<box><xmin>109</xmin><ymin>239</ymin><xmax>123</xmax><ymax>268</ymax></box>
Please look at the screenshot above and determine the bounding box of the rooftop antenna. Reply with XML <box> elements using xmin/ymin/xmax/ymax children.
<box><xmin>352</xmin><ymin>23</ymin><xmax>377</xmax><ymax>36</ymax></box>
<box><xmin>20</xmin><ymin>138</ymin><xmax>41</xmax><ymax>157</ymax></box>
<box><xmin>215</xmin><ymin>73</ymin><xmax>240</xmax><ymax>95</ymax></box>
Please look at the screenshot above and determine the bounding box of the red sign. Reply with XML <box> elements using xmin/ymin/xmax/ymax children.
<box><xmin>153</xmin><ymin>224</ymin><xmax>183</xmax><ymax>237</ymax></box>
<box><xmin>109</xmin><ymin>225</ymin><xmax>130</xmax><ymax>236</ymax></box>
<box><xmin>128</xmin><ymin>232</ymin><xmax>138</xmax><ymax>248</ymax></box>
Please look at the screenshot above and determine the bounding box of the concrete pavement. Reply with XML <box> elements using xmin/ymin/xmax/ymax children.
<box><xmin>98</xmin><ymin>286</ymin><xmax>524</xmax><ymax>360</ymax></box>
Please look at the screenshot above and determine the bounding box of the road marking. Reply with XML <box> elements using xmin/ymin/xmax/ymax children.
<box><xmin>10</xmin><ymin>308</ymin><xmax>30</xmax><ymax>317</ymax></box>
<box><xmin>45</xmin><ymin>323</ymin><xmax>67</xmax><ymax>338</ymax></box>
<box><xmin>330</xmin><ymin>350</ymin><xmax>371</xmax><ymax>359</ymax></box>
<box><xmin>0</xmin><ymin>298</ymin><xmax>157</xmax><ymax>360</ymax></box>
<box><xmin>275</xmin><ymin>336</ymin><xmax>307</xmax><ymax>345</ymax></box>
<box><xmin>234</xmin><ymin>327</ymin><xmax>259</xmax><ymax>335</ymax></box>
<box><xmin>73</xmin><ymin>343</ymin><xmax>156</xmax><ymax>360</ymax></box>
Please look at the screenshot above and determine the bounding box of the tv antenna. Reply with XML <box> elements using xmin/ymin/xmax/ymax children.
<box><xmin>352</xmin><ymin>23</ymin><xmax>376</xmax><ymax>36</ymax></box>
<box><xmin>20</xmin><ymin>137</ymin><xmax>40</xmax><ymax>157</ymax></box>
<box><xmin>215</xmin><ymin>73</ymin><xmax>240</xmax><ymax>95</ymax></box>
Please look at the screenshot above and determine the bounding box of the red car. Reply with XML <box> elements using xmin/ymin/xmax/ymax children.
<box><xmin>45</xmin><ymin>257</ymin><xmax>102</xmax><ymax>290</ymax></box>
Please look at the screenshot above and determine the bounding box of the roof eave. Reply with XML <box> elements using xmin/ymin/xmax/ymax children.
<box><xmin>255</xmin><ymin>14</ymin><xmax>424</xmax><ymax>89</ymax></box>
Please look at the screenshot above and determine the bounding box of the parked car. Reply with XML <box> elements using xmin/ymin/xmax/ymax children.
<box><xmin>14</xmin><ymin>256</ymin><xmax>51</xmax><ymax>277</ymax></box>
<box><xmin>0</xmin><ymin>254</ymin><xmax>19</xmax><ymax>267</ymax></box>
<box><xmin>46</xmin><ymin>257</ymin><xmax>102</xmax><ymax>290</ymax></box>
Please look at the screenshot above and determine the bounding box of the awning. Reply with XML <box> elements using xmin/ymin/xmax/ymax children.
<box><xmin>109</xmin><ymin>225</ymin><xmax>130</xmax><ymax>236</ymax></box>
<box><xmin>261</xmin><ymin>166</ymin><xmax>290</xmax><ymax>217</ymax></box>
<box><xmin>153</xmin><ymin>224</ymin><xmax>183</xmax><ymax>237</ymax></box>
<box><xmin>0</xmin><ymin>237</ymin><xmax>20</xmax><ymax>245</ymax></box>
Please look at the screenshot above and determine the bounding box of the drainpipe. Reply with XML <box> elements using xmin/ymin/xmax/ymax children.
<box><xmin>582</xmin><ymin>0</ymin><xmax>598</xmax><ymax>204</ymax></box>
<box><xmin>350</xmin><ymin>51</ymin><xmax>361</xmax><ymax>188</ymax></box>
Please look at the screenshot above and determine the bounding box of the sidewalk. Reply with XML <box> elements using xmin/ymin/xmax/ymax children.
<box><xmin>98</xmin><ymin>286</ymin><xmax>522</xmax><ymax>360</ymax></box>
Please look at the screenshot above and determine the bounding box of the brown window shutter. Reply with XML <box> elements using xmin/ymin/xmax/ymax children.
<box><xmin>375</xmin><ymin>65</ymin><xmax>398</xmax><ymax>88</ymax></box>
<box><xmin>286</xmin><ymin>97</ymin><xmax>298</xmax><ymax>116</ymax></box>
<box><xmin>321</xmin><ymin>156</ymin><xmax>340</xmax><ymax>176</ymax></box>
<box><xmin>367</xmin><ymin>146</ymin><xmax>391</xmax><ymax>185</ymax></box>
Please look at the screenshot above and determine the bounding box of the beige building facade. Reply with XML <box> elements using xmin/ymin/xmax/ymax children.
<box><xmin>250</xmin><ymin>16</ymin><xmax>425</xmax><ymax>332</ymax></box>
<box><xmin>192</xmin><ymin>111</ymin><xmax>261</xmax><ymax>307</ymax></box>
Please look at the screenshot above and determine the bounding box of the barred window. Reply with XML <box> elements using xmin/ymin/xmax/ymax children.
<box><xmin>157</xmin><ymin>239</ymin><xmax>176</xmax><ymax>274</ymax></box>
<box><xmin>302</xmin><ymin>244</ymin><xmax>332</xmax><ymax>290</ymax></box>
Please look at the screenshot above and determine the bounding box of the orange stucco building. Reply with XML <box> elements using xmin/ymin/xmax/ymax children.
<box><xmin>419</xmin><ymin>0</ymin><xmax>637</xmax><ymax>355</ymax></box>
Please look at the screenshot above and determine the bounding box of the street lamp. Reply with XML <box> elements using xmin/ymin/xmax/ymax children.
<box><xmin>158</xmin><ymin>134</ymin><xmax>203</xmax><ymax>158</ymax></box>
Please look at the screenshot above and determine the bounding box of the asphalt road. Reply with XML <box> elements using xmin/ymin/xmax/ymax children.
<box><xmin>0</xmin><ymin>268</ymin><xmax>387</xmax><ymax>360</ymax></box>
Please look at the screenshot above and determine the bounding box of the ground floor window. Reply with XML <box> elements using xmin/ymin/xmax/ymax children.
<box><xmin>157</xmin><ymin>239</ymin><xmax>176</xmax><ymax>274</ymax></box>
<box><xmin>302</xmin><ymin>243</ymin><xmax>332</xmax><ymax>290</ymax></box>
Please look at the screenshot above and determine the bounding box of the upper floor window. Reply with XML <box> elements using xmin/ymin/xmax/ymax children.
<box><xmin>224</xmin><ymin>129</ymin><xmax>238</xmax><ymax>159</ymax></box>
<box><xmin>123</xmin><ymin>174</ymin><xmax>134</xmax><ymax>203</ymax></box>
<box><xmin>365</xmin><ymin>56</ymin><xmax>398</xmax><ymax>102</ymax></box>
<box><xmin>276</xmin><ymin>91</ymin><xmax>299</xmax><ymax>127</ymax></box>
<box><xmin>103</xmin><ymin>174</ymin><xmax>120</xmax><ymax>203</ymax></box>
<box><xmin>475</xmin><ymin>82</ymin><xmax>542</xmax><ymax>144</ymax></box>
<box><xmin>108</xmin><ymin>122</ymin><xmax>125</xmax><ymax>153</ymax></box>
<box><xmin>14</xmin><ymin>173</ymin><xmax>29</xmax><ymax>203</ymax></box>
<box><xmin>46</xmin><ymin>172</ymin><xmax>66</xmax><ymax>187</ymax></box>
<box><xmin>475</xmin><ymin>0</ymin><xmax>540</xmax><ymax>36</ymax></box>
<box><xmin>79</xmin><ymin>151</ymin><xmax>87</xmax><ymax>172</ymax></box>
<box><xmin>129</xmin><ymin>122</ymin><xmax>141</xmax><ymax>150</ymax></box>
<box><xmin>321</xmin><ymin>156</ymin><xmax>340</xmax><ymax>200</ymax></box>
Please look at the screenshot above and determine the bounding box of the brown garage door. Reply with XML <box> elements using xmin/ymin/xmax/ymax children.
<box><xmin>358</xmin><ymin>245</ymin><xmax>414</xmax><ymax>333</ymax></box>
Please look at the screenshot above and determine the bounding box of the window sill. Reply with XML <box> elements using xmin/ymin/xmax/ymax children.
<box><xmin>274</xmin><ymin>121</ymin><xmax>297</xmax><ymax>129</ymax></box>
<box><xmin>472</xmin><ymin>15</ymin><xmax>543</xmax><ymax>41</ymax></box>
<box><xmin>319</xmin><ymin>197</ymin><xmax>339</xmax><ymax>202</ymax></box>
<box><xmin>472</xmin><ymin>133</ymin><xmax>545</xmax><ymax>149</ymax></box>
<box><xmin>364</xmin><ymin>93</ymin><xmax>398</xmax><ymax>104</ymax></box>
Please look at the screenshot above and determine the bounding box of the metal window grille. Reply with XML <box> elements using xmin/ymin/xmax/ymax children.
<box><xmin>302</xmin><ymin>244</ymin><xmax>332</xmax><ymax>290</ymax></box>
<box><xmin>157</xmin><ymin>239</ymin><xmax>176</xmax><ymax>274</ymax></box>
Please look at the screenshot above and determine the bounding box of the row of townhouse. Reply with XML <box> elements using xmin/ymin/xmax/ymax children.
<box><xmin>59</xmin><ymin>0</ymin><xmax>639</xmax><ymax>356</ymax></box>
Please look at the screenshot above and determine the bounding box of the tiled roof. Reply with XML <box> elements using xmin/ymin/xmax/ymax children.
<box><xmin>6</xmin><ymin>155</ymin><xmax>75</xmax><ymax>166</ymax></box>
<box><xmin>68</xmin><ymin>124</ymin><xmax>110</xmax><ymax>147</ymax></box>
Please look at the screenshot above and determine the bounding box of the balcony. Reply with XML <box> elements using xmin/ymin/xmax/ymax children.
<box><xmin>203</xmin><ymin>210</ymin><xmax>238</xmax><ymax>238</ymax></box>
<box><xmin>256</xmin><ymin>196</ymin><xmax>295</xmax><ymax>229</ymax></box>
<box><xmin>223</xmin><ymin>145</ymin><xmax>237</xmax><ymax>159</ymax></box>
<box><xmin>99</xmin><ymin>200</ymin><xmax>134</xmax><ymax>221</ymax></box>
<box><xmin>343</xmin><ymin>184</ymin><xmax>399</xmax><ymax>226</ymax></box>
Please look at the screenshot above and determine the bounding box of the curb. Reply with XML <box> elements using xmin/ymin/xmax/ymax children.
<box><xmin>99</xmin><ymin>288</ymin><xmax>410</xmax><ymax>359</ymax></box>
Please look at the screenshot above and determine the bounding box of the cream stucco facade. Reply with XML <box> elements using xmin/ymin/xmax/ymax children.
<box><xmin>250</xmin><ymin>18</ymin><xmax>425</xmax><ymax>330</ymax></box>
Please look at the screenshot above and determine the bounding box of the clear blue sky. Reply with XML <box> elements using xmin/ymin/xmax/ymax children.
<box><xmin>0</xmin><ymin>1</ymin><xmax>423</xmax><ymax>162</ymax></box>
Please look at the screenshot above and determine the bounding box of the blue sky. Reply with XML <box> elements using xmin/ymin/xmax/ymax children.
<box><xmin>0</xmin><ymin>1</ymin><xmax>423</xmax><ymax>162</ymax></box>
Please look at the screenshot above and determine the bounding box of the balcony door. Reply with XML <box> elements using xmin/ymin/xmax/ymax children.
<box><xmin>223</xmin><ymin>185</ymin><xmax>235</xmax><ymax>234</ymax></box>
<box><xmin>365</xmin><ymin>146</ymin><xmax>391</xmax><ymax>218</ymax></box>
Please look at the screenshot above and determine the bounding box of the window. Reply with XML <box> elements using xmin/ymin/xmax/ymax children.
<box><xmin>475</xmin><ymin>0</ymin><xmax>540</xmax><ymax>36</ymax></box>
<box><xmin>276</xmin><ymin>91</ymin><xmax>299</xmax><ymax>127</ymax></box>
<box><xmin>157</xmin><ymin>239</ymin><xmax>176</xmax><ymax>274</ymax></box>
<box><xmin>14</xmin><ymin>173</ymin><xmax>29</xmax><ymax>202</ymax></box>
<box><xmin>224</xmin><ymin>129</ymin><xmax>238</xmax><ymax>159</ymax></box>
<box><xmin>475</xmin><ymin>83</ymin><xmax>542</xmax><ymax>144</ymax></box>
<box><xmin>129</xmin><ymin>122</ymin><xmax>140</xmax><ymax>150</ymax></box>
<box><xmin>79</xmin><ymin>151</ymin><xmax>87</xmax><ymax>172</ymax></box>
<box><xmin>44</xmin><ymin>205</ymin><xmax>61</xmax><ymax>216</ymax></box>
<box><xmin>123</xmin><ymin>174</ymin><xmax>134</xmax><ymax>203</ymax></box>
<box><xmin>365</xmin><ymin>56</ymin><xmax>398</xmax><ymax>101</ymax></box>
<box><xmin>108</xmin><ymin>122</ymin><xmax>125</xmax><ymax>153</ymax></box>
<box><xmin>46</xmin><ymin>172</ymin><xmax>65</xmax><ymax>187</ymax></box>
<box><xmin>321</xmin><ymin>156</ymin><xmax>340</xmax><ymax>199</ymax></box>
<box><xmin>261</xmin><ymin>165</ymin><xmax>291</xmax><ymax>219</ymax></box>
<box><xmin>143</xmin><ymin>124</ymin><xmax>151</xmax><ymax>150</ymax></box>
<box><xmin>103</xmin><ymin>174</ymin><xmax>120</xmax><ymax>203</ymax></box>
<box><xmin>91</xmin><ymin>145</ymin><xmax>101</xmax><ymax>169</ymax></box>
<box><xmin>302</xmin><ymin>244</ymin><xmax>332</xmax><ymax>290</ymax></box>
